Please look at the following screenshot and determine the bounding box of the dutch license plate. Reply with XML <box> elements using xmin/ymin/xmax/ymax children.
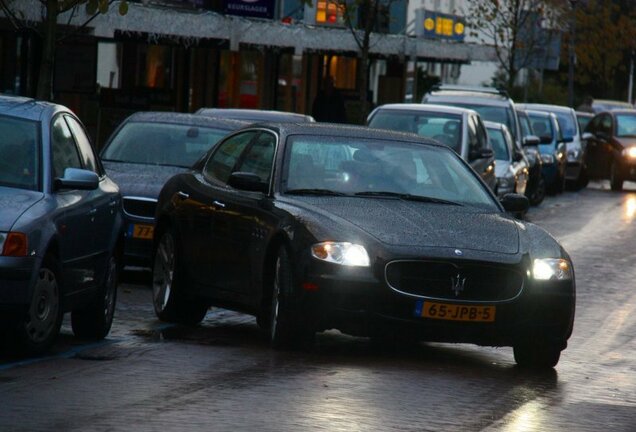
<box><xmin>128</xmin><ymin>223</ymin><xmax>154</xmax><ymax>240</ymax></box>
<box><xmin>415</xmin><ymin>300</ymin><xmax>496</xmax><ymax>322</ymax></box>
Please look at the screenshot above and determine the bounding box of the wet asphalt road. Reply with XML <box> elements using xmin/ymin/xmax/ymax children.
<box><xmin>1</xmin><ymin>181</ymin><xmax>635</xmax><ymax>432</ymax></box>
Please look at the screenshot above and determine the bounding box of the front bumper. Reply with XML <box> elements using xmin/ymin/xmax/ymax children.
<box><xmin>0</xmin><ymin>256</ymin><xmax>38</xmax><ymax>313</ymax></box>
<box><xmin>296</xmin><ymin>259</ymin><xmax>575</xmax><ymax>348</ymax></box>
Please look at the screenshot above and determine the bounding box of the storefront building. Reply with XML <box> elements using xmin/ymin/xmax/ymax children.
<box><xmin>0</xmin><ymin>0</ymin><xmax>495</xmax><ymax>147</ymax></box>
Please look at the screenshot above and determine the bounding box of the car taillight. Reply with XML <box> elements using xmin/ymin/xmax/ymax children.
<box><xmin>2</xmin><ymin>232</ymin><xmax>28</xmax><ymax>256</ymax></box>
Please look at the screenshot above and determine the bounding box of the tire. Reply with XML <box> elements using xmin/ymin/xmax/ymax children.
<box><xmin>71</xmin><ymin>255</ymin><xmax>118</xmax><ymax>339</ymax></box>
<box><xmin>152</xmin><ymin>228</ymin><xmax>208</xmax><ymax>326</ymax></box>
<box><xmin>269</xmin><ymin>246</ymin><xmax>314</xmax><ymax>349</ymax></box>
<box><xmin>513</xmin><ymin>338</ymin><xmax>562</xmax><ymax>369</ymax></box>
<box><xmin>15</xmin><ymin>255</ymin><xmax>62</xmax><ymax>355</ymax></box>
<box><xmin>527</xmin><ymin>174</ymin><xmax>546</xmax><ymax>206</ymax></box>
<box><xmin>610</xmin><ymin>160</ymin><xmax>624</xmax><ymax>191</ymax></box>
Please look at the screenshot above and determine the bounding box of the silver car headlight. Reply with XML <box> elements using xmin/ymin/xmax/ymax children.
<box><xmin>622</xmin><ymin>147</ymin><xmax>636</xmax><ymax>159</ymax></box>
<box><xmin>541</xmin><ymin>154</ymin><xmax>555</xmax><ymax>164</ymax></box>
<box><xmin>532</xmin><ymin>258</ymin><xmax>573</xmax><ymax>281</ymax></box>
<box><xmin>311</xmin><ymin>242</ymin><xmax>370</xmax><ymax>267</ymax></box>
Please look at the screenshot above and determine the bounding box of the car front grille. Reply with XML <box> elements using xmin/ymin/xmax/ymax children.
<box><xmin>122</xmin><ymin>196</ymin><xmax>157</xmax><ymax>220</ymax></box>
<box><xmin>385</xmin><ymin>260</ymin><xmax>525</xmax><ymax>302</ymax></box>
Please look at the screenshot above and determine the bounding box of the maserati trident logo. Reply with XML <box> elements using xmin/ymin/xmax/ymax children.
<box><xmin>451</xmin><ymin>273</ymin><xmax>467</xmax><ymax>297</ymax></box>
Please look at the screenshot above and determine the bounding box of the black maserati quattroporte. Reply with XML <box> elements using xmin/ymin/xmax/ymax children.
<box><xmin>152</xmin><ymin>123</ymin><xmax>575</xmax><ymax>369</ymax></box>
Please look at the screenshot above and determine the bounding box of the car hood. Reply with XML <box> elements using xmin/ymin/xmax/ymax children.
<box><xmin>0</xmin><ymin>187</ymin><xmax>45</xmax><ymax>231</ymax></box>
<box><xmin>615</xmin><ymin>137</ymin><xmax>636</xmax><ymax>147</ymax></box>
<box><xmin>102</xmin><ymin>161</ymin><xmax>187</xmax><ymax>199</ymax></box>
<box><xmin>285</xmin><ymin>197</ymin><xmax>519</xmax><ymax>255</ymax></box>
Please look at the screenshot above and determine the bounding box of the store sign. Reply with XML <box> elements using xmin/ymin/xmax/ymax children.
<box><xmin>415</xmin><ymin>9</ymin><xmax>465</xmax><ymax>42</ymax></box>
<box><xmin>224</xmin><ymin>0</ymin><xmax>274</xmax><ymax>19</ymax></box>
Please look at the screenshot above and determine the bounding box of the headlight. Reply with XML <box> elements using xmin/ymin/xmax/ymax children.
<box><xmin>541</xmin><ymin>154</ymin><xmax>555</xmax><ymax>164</ymax></box>
<box><xmin>623</xmin><ymin>147</ymin><xmax>636</xmax><ymax>159</ymax></box>
<box><xmin>532</xmin><ymin>258</ymin><xmax>573</xmax><ymax>280</ymax></box>
<box><xmin>311</xmin><ymin>242</ymin><xmax>370</xmax><ymax>267</ymax></box>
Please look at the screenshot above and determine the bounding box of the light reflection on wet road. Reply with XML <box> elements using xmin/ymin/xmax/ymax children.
<box><xmin>0</xmin><ymin>181</ymin><xmax>634</xmax><ymax>431</ymax></box>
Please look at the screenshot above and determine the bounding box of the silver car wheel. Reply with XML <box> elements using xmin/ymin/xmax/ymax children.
<box><xmin>25</xmin><ymin>268</ymin><xmax>59</xmax><ymax>344</ymax></box>
<box><xmin>153</xmin><ymin>232</ymin><xmax>175</xmax><ymax>314</ymax></box>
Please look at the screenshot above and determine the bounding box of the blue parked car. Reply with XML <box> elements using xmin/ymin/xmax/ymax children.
<box><xmin>0</xmin><ymin>95</ymin><xmax>122</xmax><ymax>354</ymax></box>
<box><xmin>526</xmin><ymin>110</ymin><xmax>570</xmax><ymax>195</ymax></box>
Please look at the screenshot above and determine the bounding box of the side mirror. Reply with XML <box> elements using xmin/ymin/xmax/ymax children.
<box><xmin>522</xmin><ymin>135</ymin><xmax>540</xmax><ymax>146</ymax></box>
<box><xmin>513</xmin><ymin>150</ymin><xmax>524</xmax><ymax>162</ymax></box>
<box><xmin>539</xmin><ymin>135</ymin><xmax>553</xmax><ymax>144</ymax></box>
<box><xmin>500</xmin><ymin>193</ymin><xmax>529</xmax><ymax>213</ymax></box>
<box><xmin>55</xmin><ymin>168</ymin><xmax>99</xmax><ymax>191</ymax></box>
<box><xmin>582</xmin><ymin>132</ymin><xmax>594</xmax><ymax>140</ymax></box>
<box><xmin>469</xmin><ymin>148</ymin><xmax>494</xmax><ymax>161</ymax></box>
<box><xmin>228</xmin><ymin>171</ymin><xmax>268</xmax><ymax>193</ymax></box>
<box><xmin>559</xmin><ymin>136</ymin><xmax>574</xmax><ymax>144</ymax></box>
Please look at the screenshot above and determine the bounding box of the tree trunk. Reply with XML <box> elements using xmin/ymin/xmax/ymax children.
<box><xmin>36</xmin><ymin>0</ymin><xmax>58</xmax><ymax>100</ymax></box>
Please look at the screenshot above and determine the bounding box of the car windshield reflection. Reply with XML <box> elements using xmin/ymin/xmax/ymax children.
<box><xmin>102</xmin><ymin>122</ymin><xmax>230</xmax><ymax>167</ymax></box>
<box><xmin>283</xmin><ymin>135</ymin><xmax>497</xmax><ymax>210</ymax></box>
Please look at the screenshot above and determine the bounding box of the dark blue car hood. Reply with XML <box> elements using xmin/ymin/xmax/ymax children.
<box><xmin>0</xmin><ymin>187</ymin><xmax>44</xmax><ymax>231</ymax></box>
<box><xmin>285</xmin><ymin>197</ymin><xmax>520</xmax><ymax>255</ymax></box>
<box><xmin>102</xmin><ymin>161</ymin><xmax>187</xmax><ymax>199</ymax></box>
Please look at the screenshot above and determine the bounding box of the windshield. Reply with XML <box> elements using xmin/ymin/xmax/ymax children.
<box><xmin>0</xmin><ymin>115</ymin><xmax>40</xmax><ymax>191</ymax></box>
<box><xmin>102</xmin><ymin>122</ymin><xmax>229</xmax><ymax>167</ymax></box>
<box><xmin>486</xmin><ymin>127</ymin><xmax>510</xmax><ymax>160</ymax></box>
<box><xmin>528</xmin><ymin>113</ymin><xmax>554</xmax><ymax>140</ymax></box>
<box><xmin>368</xmin><ymin>111</ymin><xmax>463</xmax><ymax>153</ymax></box>
<box><xmin>437</xmin><ymin>103</ymin><xmax>516</xmax><ymax>141</ymax></box>
<box><xmin>283</xmin><ymin>135</ymin><xmax>498</xmax><ymax>210</ymax></box>
<box><xmin>553</xmin><ymin>112</ymin><xmax>577</xmax><ymax>139</ymax></box>
<box><xmin>615</xmin><ymin>114</ymin><xmax>636</xmax><ymax>137</ymax></box>
<box><xmin>577</xmin><ymin>114</ymin><xmax>592</xmax><ymax>132</ymax></box>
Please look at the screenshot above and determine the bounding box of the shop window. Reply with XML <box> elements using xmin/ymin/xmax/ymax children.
<box><xmin>325</xmin><ymin>55</ymin><xmax>356</xmax><ymax>90</ymax></box>
<box><xmin>316</xmin><ymin>0</ymin><xmax>345</xmax><ymax>26</ymax></box>
<box><xmin>97</xmin><ymin>42</ymin><xmax>122</xmax><ymax>89</ymax></box>
<box><xmin>276</xmin><ymin>53</ymin><xmax>303</xmax><ymax>112</ymax></box>
<box><xmin>218</xmin><ymin>49</ymin><xmax>262</xmax><ymax>108</ymax></box>
<box><xmin>136</xmin><ymin>44</ymin><xmax>173</xmax><ymax>89</ymax></box>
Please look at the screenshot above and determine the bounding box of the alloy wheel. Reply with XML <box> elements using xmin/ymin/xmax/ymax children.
<box><xmin>153</xmin><ymin>233</ymin><xmax>175</xmax><ymax>314</ymax></box>
<box><xmin>25</xmin><ymin>268</ymin><xmax>59</xmax><ymax>344</ymax></box>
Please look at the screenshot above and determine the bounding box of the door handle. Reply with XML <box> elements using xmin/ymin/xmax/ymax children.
<box><xmin>177</xmin><ymin>191</ymin><xmax>189</xmax><ymax>200</ymax></box>
<box><xmin>87</xmin><ymin>208</ymin><xmax>98</xmax><ymax>216</ymax></box>
<box><xmin>212</xmin><ymin>200</ymin><xmax>226</xmax><ymax>208</ymax></box>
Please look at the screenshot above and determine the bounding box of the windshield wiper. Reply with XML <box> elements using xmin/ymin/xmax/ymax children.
<box><xmin>354</xmin><ymin>191</ymin><xmax>462</xmax><ymax>206</ymax></box>
<box><xmin>285</xmin><ymin>188</ymin><xmax>349</xmax><ymax>196</ymax></box>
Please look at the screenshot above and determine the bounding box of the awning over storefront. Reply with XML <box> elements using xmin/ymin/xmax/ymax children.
<box><xmin>6</xmin><ymin>0</ymin><xmax>497</xmax><ymax>62</ymax></box>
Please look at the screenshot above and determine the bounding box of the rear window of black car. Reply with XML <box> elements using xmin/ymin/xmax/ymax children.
<box><xmin>102</xmin><ymin>122</ymin><xmax>230</xmax><ymax>167</ymax></box>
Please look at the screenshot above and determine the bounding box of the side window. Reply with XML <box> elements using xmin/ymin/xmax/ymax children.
<box><xmin>64</xmin><ymin>115</ymin><xmax>100</xmax><ymax>175</ymax></box>
<box><xmin>51</xmin><ymin>116</ymin><xmax>82</xmax><ymax>179</ymax></box>
<box><xmin>203</xmin><ymin>131</ymin><xmax>256</xmax><ymax>183</ymax></box>
<box><xmin>235</xmin><ymin>132</ymin><xmax>276</xmax><ymax>183</ymax></box>
<box><xmin>475</xmin><ymin>116</ymin><xmax>489</xmax><ymax>149</ymax></box>
<box><xmin>600</xmin><ymin>115</ymin><xmax>612</xmax><ymax>135</ymax></box>
<box><xmin>467</xmin><ymin>116</ymin><xmax>480</xmax><ymax>153</ymax></box>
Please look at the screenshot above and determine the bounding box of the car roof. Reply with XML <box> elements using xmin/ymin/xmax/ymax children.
<box><xmin>0</xmin><ymin>94</ymin><xmax>64</xmax><ymax>121</ymax></box>
<box><xmin>575</xmin><ymin>111</ymin><xmax>594</xmax><ymax>117</ymax></box>
<box><xmin>196</xmin><ymin>108</ymin><xmax>315</xmax><ymax>123</ymax></box>
<box><xmin>245</xmin><ymin>122</ymin><xmax>444</xmax><ymax>147</ymax></box>
<box><xmin>606</xmin><ymin>109</ymin><xmax>636</xmax><ymax>115</ymax></box>
<box><xmin>371</xmin><ymin>103</ymin><xmax>475</xmax><ymax>116</ymax></box>
<box><xmin>525</xmin><ymin>109</ymin><xmax>555</xmax><ymax>118</ymax></box>
<box><xmin>517</xmin><ymin>103</ymin><xmax>574</xmax><ymax>114</ymax></box>
<box><xmin>483</xmin><ymin>120</ymin><xmax>507</xmax><ymax>130</ymax></box>
<box><xmin>125</xmin><ymin>111</ymin><xmax>248</xmax><ymax>130</ymax></box>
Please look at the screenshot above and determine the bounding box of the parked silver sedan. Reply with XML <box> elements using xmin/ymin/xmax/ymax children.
<box><xmin>0</xmin><ymin>95</ymin><xmax>122</xmax><ymax>354</ymax></box>
<box><xmin>484</xmin><ymin>121</ymin><xmax>529</xmax><ymax>198</ymax></box>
